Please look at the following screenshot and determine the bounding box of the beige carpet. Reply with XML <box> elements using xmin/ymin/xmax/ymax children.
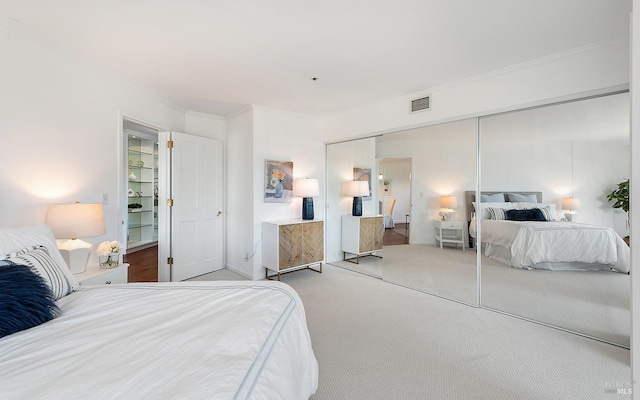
<box><xmin>280</xmin><ymin>265</ymin><xmax>631</xmax><ymax>400</ymax></box>
<box><xmin>332</xmin><ymin>243</ymin><xmax>630</xmax><ymax>347</ymax></box>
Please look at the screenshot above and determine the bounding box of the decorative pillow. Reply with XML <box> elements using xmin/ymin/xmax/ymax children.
<box><xmin>512</xmin><ymin>202</ymin><xmax>558</xmax><ymax>221</ymax></box>
<box><xmin>505</xmin><ymin>208</ymin><xmax>547</xmax><ymax>221</ymax></box>
<box><xmin>2</xmin><ymin>246</ymin><xmax>73</xmax><ymax>300</ymax></box>
<box><xmin>486</xmin><ymin>207</ymin><xmax>508</xmax><ymax>220</ymax></box>
<box><xmin>538</xmin><ymin>206</ymin><xmax>555</xmax><ymax>222</ymax></box>
<box><xmin>0</xmin><ymin>224</ymin><xmax>79</xmax><ymax>290</ymax></box>
<box><xmin>472</xmin><ymin>202</ymin><xmax>515</xmax><ymax>220</ymax></box>
<box><xmin>507</xmin><ymin>193</ymin><xmax>538</xmax><ymax>203</ymax></box>
<box><xmin>0</xmin><ymin>262</ymin><xmax>59</xmax><ymax>338</ymax></box>
<box><xmin>480</xmin><ymin>193</ymin><xmax>505</xmax><ymax>202</ymax></box>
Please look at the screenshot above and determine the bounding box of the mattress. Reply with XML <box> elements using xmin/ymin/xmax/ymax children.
<box><xmin>0</xmin><ymin>281</ymin><xmax>318</xmax><ymax>400</ymax></box>
<box><xmin>471</xmin><ymin>220</ymin><xmax>630</xmax><ymax>273</ymax></box>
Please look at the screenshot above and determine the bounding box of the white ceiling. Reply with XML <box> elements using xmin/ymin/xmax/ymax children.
<box><xmin>1</xmin><ymin>0</ymin><xmax>632</xmax><ymax>118</ymax></box>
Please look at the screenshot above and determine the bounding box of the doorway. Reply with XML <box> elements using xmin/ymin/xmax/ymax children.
<box><xmin>122</xmin><ymin>118</ymin><xmax>160</xmax><ymax>282</ymax></box>
<box><xmin>379</xmin><ymin>157</ymin><xmax>411</xmax><ymax>246</ymax></box>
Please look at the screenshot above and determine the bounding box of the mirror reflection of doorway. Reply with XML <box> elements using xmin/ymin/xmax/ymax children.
<box><xmin>379</xmin><ymin>158</ymin><xmax>411</xmax><ymax>246</ymax></box>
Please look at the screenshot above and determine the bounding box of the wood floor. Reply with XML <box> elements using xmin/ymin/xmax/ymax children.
<box><xmin>124</xmin><ymin>245</ymin><xmax>158</xmax><ymax>282</ymax></box>
<box><xmin>384</xmin><ymin>223</ymin><xmax>409</xmax><ymax>246</ymax></box>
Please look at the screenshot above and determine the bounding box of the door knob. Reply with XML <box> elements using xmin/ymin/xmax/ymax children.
<box><xmin>217</xmin><ymin>211</ymin><xmax>222</xmax><ymax>216</ymax></box>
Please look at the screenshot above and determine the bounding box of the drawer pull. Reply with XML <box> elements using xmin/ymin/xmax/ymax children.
<box><xmin>105</xmin><ymin>281</ymin><xmax>112</xmax><ymax>284</ymax></box>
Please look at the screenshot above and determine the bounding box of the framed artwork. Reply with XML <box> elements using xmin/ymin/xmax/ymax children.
<box><xmin>264</xmin><ymin>160</ymin><xmax>294</xmax><ymax>202</ymax></box>
<box><xmin>383</xmin><ymin>180</ymin><xmax>391</xmax><ymax>195</ymax></box>
<box><xmin>353</xmin><ymin>167</ymin><xmax>372</xmax><ymax>199</ymax></box>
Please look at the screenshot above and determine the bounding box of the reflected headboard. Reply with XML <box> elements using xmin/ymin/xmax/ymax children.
<box><xmin>463</xmin><ymin>191</ymin><xmax>543</xmax><ymax>222</ymax></box>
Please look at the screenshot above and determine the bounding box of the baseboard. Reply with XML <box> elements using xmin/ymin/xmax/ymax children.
<box><xmin>225</xmin><ymin>264</ymin><xmax>253</xmax><ymax>280</ymax></box>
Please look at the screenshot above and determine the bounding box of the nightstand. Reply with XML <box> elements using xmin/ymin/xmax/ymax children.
<box><xmin>433</xmin><ymin>220</ymin><xmax>465</xmax><ymax>251</ymax></box>
<box><xmin>76</xmin><ymin>263</ymin><xmax>129</xmax><ymax>285</ymax></box>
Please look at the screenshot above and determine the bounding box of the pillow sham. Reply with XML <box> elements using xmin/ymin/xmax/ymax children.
<box><xmin>0</xmin><ymin>224</ymin><xmax>79</xmax><ymax>290</ymax></box>
<box><xmin>507</xmin><ymin>193</ymin><xmax>538</xmax><ymax>203</ymax></box>
<box><xmin>486</xmin><ymin>207</ymin><xmax>508</xmax><ymax>220</ymax></box>
<box><xmin>1</xmin><ymin>245</ymin><xmax>73</xmax><ymax>300</ymax></box>
<box><xmin>505</xmin><ymin>208</ymin><xmax>547</xmax><ymax>221</ymax></box>
<box><xmin>512</xmin><ymin>202</ymin><xmax>558</xmax><ymax>221</ymax></box>
<box><xmin>472</xmin><ymin>202</ymin><xmax>515</xmax><ymax>220</ymax></box>
<box><xmin>0</xmin><ymin>262</ymin><xmax>59</xmax><ymax>338</ymax></box>
<box><xmin>480</xmin><ymin>193</ymin><xmax>505</xmax><ymax>203</ymax></box>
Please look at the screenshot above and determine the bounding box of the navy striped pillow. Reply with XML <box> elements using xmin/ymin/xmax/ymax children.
<box><xmin>2</xmin><ymin>246</ymin><xmax>73</xmax><ymax>300</ymax></box>
<box><xmin>486</xmin><ymin>207</ymin><xmax>508</xmax><ymax>220</ymax></box>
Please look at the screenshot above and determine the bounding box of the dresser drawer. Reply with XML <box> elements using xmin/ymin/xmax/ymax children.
<box><xmin>438</xmin><ymin>221</ymin><xmax>461</xmax><ymax>230</ymax></box>
<box><xmin>78</xmin><ymin>264</ymin><xmax>129</xmax><ymax>285</ymax></box>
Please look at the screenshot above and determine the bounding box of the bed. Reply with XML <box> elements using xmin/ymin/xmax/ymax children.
<box><xmin>0</xmin><ymin>224</ymin><xmax>319</xmax><ymax>399</ymax></box>
<box><xmin>464</xmin><ymin>191</ymin><xmax>630</xmax><ymax>273</ymax></box>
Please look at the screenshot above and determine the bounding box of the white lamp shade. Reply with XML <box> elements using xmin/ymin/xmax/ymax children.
<box><xmin>343</xmin><ymin>181</ymin><xmax>369</xmax><ymax>197</ymax></box>
<box><xmin>293</xmin><ymin>178</ymin><xmax>319</xmax><ymax>197</ymax></box>
<box><xmin>440</xmin><ymin>195</ymin><xmax>458</xmax><ymax>210</ymax></box>
<box><xmin>562</xmin><ymin>197</ymin><xmax>581</xmax><ymax>211</ymax></box>
<box><xmin>47</xmin><ymin>203</ymin><xmax>106</xmax><ymax>239</ymax></box>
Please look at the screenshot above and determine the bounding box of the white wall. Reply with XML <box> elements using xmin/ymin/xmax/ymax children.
<box><xmin>322</xmin><ymin>39</ymin><xmax>629</xmax><ymax>142</ymax></box>
<box><xmin>185</xmin><ymin>111</ymin><xmax>226</xmax><ymax>141</ymax></box>
<box><xmin>225</xmin><ymin>108</ymin><xmax>254</xmax><ymax>278</ymax></box>
<box><xmin>242</xmin><ymin>107</ymin><xmax>324</xmax><ymax>279</ymax></box>
<box><xmin>0</xmin><ymin>24</ymin><xmax>185</xmax><ymax>264</ymax></box>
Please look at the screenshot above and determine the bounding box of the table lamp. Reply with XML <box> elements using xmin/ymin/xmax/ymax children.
<box><xmin>562</xmin><ymin>197</ymin><xmax>581</xmax><ymax>222</ymax></box>
<box><xmin>293</xmin><ymin>178</ymin><xmax>320</xmax><ymax>220</ymax></box>
<box><xmin>47</xmin><ymin>202</ymin><xmax>106</xmax><ymax>274</ymax></box>
<box><xmin>343</xmin><ymin>181</ymin><xmax>369</xmax><ymax>216</ymax></box>
<box><xmin>440</xmin><ymin>195</ymin><xmax>458</xmax><ymax>221</ymax></box>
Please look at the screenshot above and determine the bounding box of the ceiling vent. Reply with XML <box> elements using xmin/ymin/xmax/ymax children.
<box><xmin>410</xmin><ymin>95</ymin><xmax>431</xmax><ymax>113</ymax></box>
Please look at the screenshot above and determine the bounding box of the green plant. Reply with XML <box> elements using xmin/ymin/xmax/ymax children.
<box><xmin>607</xmin><ymin>179</ymin><xmax>629</xmax><ymax>212</ymax></box>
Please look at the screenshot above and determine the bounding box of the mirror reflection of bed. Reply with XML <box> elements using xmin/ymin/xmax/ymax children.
<box><xmin>479</xmin><ymin>92</ymin><xmax>631</xmax><ymax>347</ymax></box>
<box><xmin>325</xmin><ymin>91</ymin><xmax>630</xmax><ymax>349</ymax></box>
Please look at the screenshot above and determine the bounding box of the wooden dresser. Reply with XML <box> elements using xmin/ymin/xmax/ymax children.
<box><xmin>341</xmin><ymin>215</ymin><xmax>383</xmax><ymax>263</ymax></box>
<box><xmin>262</xmin><ymin>219</ymin><xmax>323</xmax><ymax>280</ymax></box>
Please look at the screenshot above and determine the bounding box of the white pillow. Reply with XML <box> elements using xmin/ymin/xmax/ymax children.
<box><xmin>480</xmin><ymin>193</ymin><xmax>505</xmax><ymax>202</ymax></box>
<box><xmin>512</xmin><ymin>202</ymin><xmax>558</xmax><ymax>221</ymax></box>
<box><xmin>507</xmin><ymin>193</ymin><xmax>538</xmax><ymax>203</ymax></box>
<box><xmin>472</xmin><ymin>202</ymin><xmax>515</xmax><ymax>220</ymax></box>
<box><xmin>0</xmin><ymin>224</ymin><xmax>79</xmax><ymax>290</ymax></box>
<box><xmin>2</xmin><ymin>245</ymin><xmax>73</xmax><ymax>300</ymax></box>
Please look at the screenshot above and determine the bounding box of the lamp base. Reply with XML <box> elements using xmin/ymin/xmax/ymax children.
<box><xmin>302</xmin><ymin>197</ymin><xmax>314</xmax><ymax>220</ymax></box>
<box><xmin>58</xmin><ymin>239</ymin><xmax>92</xmax><ymax>274</ymax></box>
<box><xmin>352</xmin><ymin>196</ymin><xmax>363</xmax><ymax>216</ymax></box>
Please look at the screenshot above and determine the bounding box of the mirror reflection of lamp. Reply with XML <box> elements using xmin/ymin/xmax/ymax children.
<box><xmin>343</xmin><ymin>181</ymin><xmax>369</xmax><ymax>216</ymax></box>
<box><xmin>46</xmin><ymin>202</ymin><xmax>106</xmax><ymax>274</ymax></box>
<box><xmin>562</xmin><ymin>197</ymin><xmax>581</xmax><ymax>222</ymax></box>
<box><xmin>439</xmin><ymin>195</ymin><xmax>458</xmax><ymax>221</ymax></box>
<box><xmin>293</xmin><ymin>178</ymin><xmax>319</xmax><ymax>220</ymax></box>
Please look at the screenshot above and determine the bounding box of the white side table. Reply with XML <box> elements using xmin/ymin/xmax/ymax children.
<box><xmin>433</xmin><ymin>220</ymin><xmax>465</xmax><ymax>251</ymax></box>
<box><xmin>76</xmin><ymin>263</ymin><xmax>129</xmax><ymax>285</ymax></box>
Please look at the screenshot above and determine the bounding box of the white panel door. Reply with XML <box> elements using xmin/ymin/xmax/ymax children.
<box><xmin>168</xmin><ymin>132</ymin><xmax>223</xmax><ymax>281</ymax></box>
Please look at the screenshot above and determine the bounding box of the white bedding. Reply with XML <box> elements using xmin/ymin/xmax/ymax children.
<box><xmin>471</xmin><ymin>220</ymin><xmax>630</xmax><ymax>273</ymax></box>
<box><xmin>0</xmin><ymin>281</ymin><xmax>319</xmax><ymax>400</ymax></box>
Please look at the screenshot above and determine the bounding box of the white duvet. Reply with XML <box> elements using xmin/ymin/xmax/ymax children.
<box><xmin>0</xmin><ymin>281</ymin><xmax>318</xmax><ymax>400</ymax></box>
<box><xmin>476</xmin><ymin>220</ymin><xmax>630</xmax><ymax>273</ymax></box>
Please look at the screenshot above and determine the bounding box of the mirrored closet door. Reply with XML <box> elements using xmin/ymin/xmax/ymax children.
<box><xmin>380</xmin><ymin>119</ymin><xmax>477</xmax><ymax>305</ymax></box>
<box><xmin>325</xmin><ymin>119</ymin><xmax>478</xmax><ymax>306</ymax></box>
<box><xmin>325</xmin><ymin>137</ymin><xmax>383</xmax><ymax>278</ymax></box>
<box><xmin>478</xmin><ymin>92</ymin><xmax>630</xmax><ymax>347</ymax></box>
